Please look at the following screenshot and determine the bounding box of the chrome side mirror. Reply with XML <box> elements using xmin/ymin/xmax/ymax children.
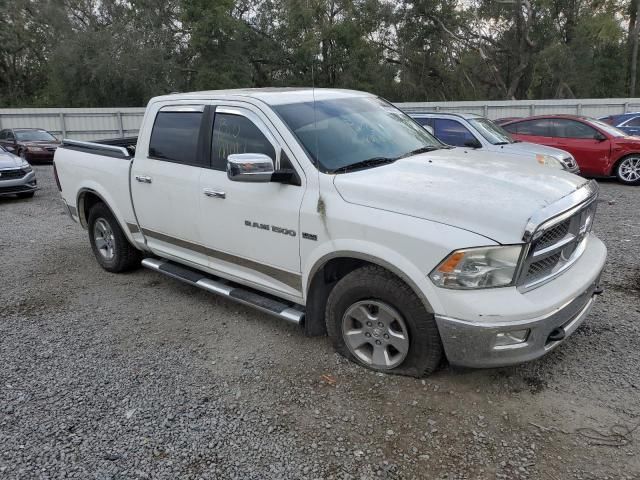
<box><xmin>227</xmin><ymin>153</ymin><xmax>275</xmax><ymax>183</ymax></box>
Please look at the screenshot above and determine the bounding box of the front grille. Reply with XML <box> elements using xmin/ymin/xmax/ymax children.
<box><xmin>526</xmin><ymin>252</ymin><xmax>561</xmax><ymax>283</ymax></box>
<box><xmin>45</xmin><ymin>147</ymin><xmax>56</xmax><ymax>152</ymax></box>
<box><xmin>536</xmin><ymin>219</ymin><xmax>570</xmax><ymax>250</ymax></box>
<box><xmin>0</xmin><ymin>169</ymin><xmax>26</xmax><ymax>180</ymax></box>
<box><xmin>519</xmin><ymin>199</ymin><xmax>597</xmax><ymax>288</ymax></box>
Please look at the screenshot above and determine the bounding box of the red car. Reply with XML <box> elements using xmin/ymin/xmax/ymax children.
<box><xmin>501</xmin><ymin>115</ymin><xmax>640</xmax><ymax>185</ymax></box>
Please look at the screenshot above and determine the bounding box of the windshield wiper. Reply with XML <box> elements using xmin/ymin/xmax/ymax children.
<box><xmin>397</xmin><ymin>145</ymin><xmax>441</xmax><ymax>159</ymax></box>
<box><xmin>332</xmin><ymin>157</ymin><xmax>397</xmax><ymax>174</ymax></box>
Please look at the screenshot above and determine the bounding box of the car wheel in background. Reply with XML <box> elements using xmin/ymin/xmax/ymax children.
<box><xmin>87</xmin><ymin>202</ymin><xmax>142</xmax><ymax>272</ymax></box>
<box><xmin>325</xmin><ymin>265</ymin><xmax>443</xmax><ymax>377</ymax></box>
<box><xmin>615</xmin><ymin>156</ymin><xmax>640</xmax><ymax>185</ymax></box>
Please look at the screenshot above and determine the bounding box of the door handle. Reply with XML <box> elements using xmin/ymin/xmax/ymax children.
<box><xmin>203</xmin><ymin>188</ymin><xmax>226</xmax><ymax>199</ymax></box>
<box><xmin>135</xmin><ymin>175</ymin><xmax>152</xmax><ymax>184</ymax></box>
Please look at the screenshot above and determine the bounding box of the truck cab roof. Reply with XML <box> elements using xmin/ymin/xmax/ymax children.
<box><xmin>150</xmin><ymin>88</ymin><xmax>373</xmax><ymax>106</ymax></box>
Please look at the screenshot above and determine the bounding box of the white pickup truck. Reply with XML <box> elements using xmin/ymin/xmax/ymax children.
<box><xmin>54</xmin><ymin>88</ymin><xmax>606</xmax><ymax>377</ymax></box>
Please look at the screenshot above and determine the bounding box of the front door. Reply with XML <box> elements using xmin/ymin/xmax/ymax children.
<box><xmin>131</xmin><ymin>104</ymin><xmax>209</xmax><ymax>267</ymax></box>
<box><xmin>550</xmin><ymin>119</ymin><xmax>610</xmax><ymax>176</ymax></box>
<box><xmin>199</xmin><ymin>105</ymin><xmax>305</xmax><ymax>297</ymax></box>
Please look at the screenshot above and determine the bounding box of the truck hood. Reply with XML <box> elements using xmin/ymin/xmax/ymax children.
<box><xmin>333</xmin><ymin>149</ymin><xmax>588</xmax><ymax>244</ymax></box>
<box><xmin>498</xmin><ymin>141</ymin><xmax>571</xmax><ymax>160</ymax></box>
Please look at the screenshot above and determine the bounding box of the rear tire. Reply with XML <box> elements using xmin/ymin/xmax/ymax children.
<box><xmin>325</xmin><ymin>265</ymin><xmax>443</xmax><ymax>377</ymax></box>
<box><xmin>615</xmin><ymin>156</ymin><xmax>640</xmax><ymax>185</ymax></box>
<box><xmin>87</xmin><ymin>202</ymin><xmax>142</xmax><ymax>272</ymax></box>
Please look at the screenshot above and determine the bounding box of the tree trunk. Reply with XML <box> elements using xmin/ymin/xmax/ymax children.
<box><xmin>631</xmin><ymin>0</ymin><xmax>640</xmax><ymax>96</ymax></box>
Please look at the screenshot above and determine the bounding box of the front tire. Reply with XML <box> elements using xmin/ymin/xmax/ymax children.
<box><xmin>325</xmin><ymin>265</ymin><xmax>443</xmax><ymax>377</ymax></box>
<box><xmin>87</xmin><ymin>202</ymin><xmax>142</xmax><ymax>272</ymax></box>
<box><xmin>615</xmin><ymin>156</ymin><xmax>640</xmax><ymax>185</ymax></box>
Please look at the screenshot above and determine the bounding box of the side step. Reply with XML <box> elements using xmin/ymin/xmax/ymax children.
<box><xmin>141</xmin><ymin>258</ymin><xmax>305</xmax><ymax>325</ymax></box>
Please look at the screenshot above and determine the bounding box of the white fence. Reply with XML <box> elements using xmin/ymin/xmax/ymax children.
<box><xmin>1</xmin><ymin>98</ymin><xmax>640</xmax><ymax>140</ymax></box>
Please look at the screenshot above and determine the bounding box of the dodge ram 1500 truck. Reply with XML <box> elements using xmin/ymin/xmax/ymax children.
<box><xmin>54</xmin><ymin>88</ymin><xmax>606</xmax><ymax>377</ymax></box>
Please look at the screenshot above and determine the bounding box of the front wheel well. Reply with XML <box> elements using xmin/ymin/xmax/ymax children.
<box><xmin>303</xmin><ymin>257</ymin><xmax>432</xmax><ymax>337</ymax></box>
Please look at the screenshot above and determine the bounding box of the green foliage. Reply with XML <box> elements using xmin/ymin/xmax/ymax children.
<box><xmin>0</xmin><ymin>0</ymin><xmax>633</xmax><ymax>106</ymax></box>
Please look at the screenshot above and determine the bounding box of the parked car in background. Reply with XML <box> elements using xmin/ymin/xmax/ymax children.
<box><xmin>598</xmin><ymin>113</ymin><xmax>640</xmax><ymax>136</ymax></box>
<box><xmin>410</xmin><ymin>112</ymin><xmax>579</xmax><ymax>173</ymax></box>
<box><xmin>0</xmin><ymin>145</ymin><xmax>38</xmax><ymax>198</ymax></box>
<box><xmin>501</xmin><ymin>115</ymin><xmax>640</xmax><ymax>185</ymax></box>
<box><xmin>0</xmin><ymin>128</ymin><xmax>60</xmax><ymax>163</ymax></box>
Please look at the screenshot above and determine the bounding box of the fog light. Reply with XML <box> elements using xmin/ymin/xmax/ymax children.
<box><xmin>494</xmin><ymin>329</ymin><xmax>529</xmax><ymax>347</ymax></box>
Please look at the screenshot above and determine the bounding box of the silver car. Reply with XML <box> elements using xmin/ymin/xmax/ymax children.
<box><xmin>409</xmin><ymin>112</ymin><xmax>581</xmax><ymax>174</ymax></box>
<box><xmin>0</xmin><ymin>145</ymin><xmax>38</xmax><ymax>198</ymax></box>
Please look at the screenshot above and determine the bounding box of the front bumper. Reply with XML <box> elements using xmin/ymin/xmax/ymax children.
<box><xmin>0</xmin><ymin>170</ymin><xmax>38</xmax><ymax>197</ymax></box>
<box><xmin>24</xmin><ymin>151</ymin><xmax>55</xmax><ymax>163</ymax></box>
<box><xmin>433</xmin><ymin>236</ymin><xmax>606</xmax><ymax>368</ymax></box>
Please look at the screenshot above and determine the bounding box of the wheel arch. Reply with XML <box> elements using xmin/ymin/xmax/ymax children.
<box><xmin>303</xmin><ymin>251</ymin><xmax>435</xmax><ymax>337</ymax></box>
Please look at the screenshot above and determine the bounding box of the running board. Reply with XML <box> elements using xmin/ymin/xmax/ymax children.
<box><xmin>141</xmin><ymin>258</ymin><xmax>305</xmax><ymax>325</ymax></box>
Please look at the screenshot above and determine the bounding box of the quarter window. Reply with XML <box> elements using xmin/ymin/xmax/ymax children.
<box><xmin>148</xmin><ymin>109</ymin><xmax>204</xmax><ymax>165</ymax></box>
<box><xmin>211</xmin><ymin>113</ymin><xmax>276</xmax><ymax>171</ymax></box>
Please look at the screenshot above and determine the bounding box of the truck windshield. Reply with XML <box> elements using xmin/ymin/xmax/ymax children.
<box><xmin>468</xmin><ymin>118</ymin><xmax>514</xmax><ymax>145</ymax></box>
<box><xmin>274</xmin><ymin>97</ymin><xmax>443</xmax><ymax>173</ymax></box>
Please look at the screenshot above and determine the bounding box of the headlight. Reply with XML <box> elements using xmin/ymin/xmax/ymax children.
<box><xmin>535</xmin><ymin>154</ymin><xmax>563</xmax><ymax>170</ymax></box>
<box><xmin>429</xmin><ymin>245</ymin><xmax>522</xmax><ymax>289</ymax></box>
<box><xmin>21</xmin><ymin>161</ymin><xmax>32</xmax><ymax>172</ymax></box>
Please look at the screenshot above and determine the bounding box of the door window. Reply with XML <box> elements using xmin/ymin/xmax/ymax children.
<box><xmin>148</xmin><ymin>108</ymin><xmax>205</xmax><ymax>165</ymax></box>
<box><xmin>0</xmin><ymin>130</ymin><xmax>6</xmax><ymax>140</ymax></box>
<box><xmin>505</xmin><ymin>119</ymin><xmax>552</xmax><ymax>136</ymax></box>
<box><xmin>624</xmin><ymin>116</ymin><xmax>640</xmax><ymax>127</ymax></box>
<box><xmin>211</xmin><ymin>113</ymin><xmax>276</xmax><ymax>171</ymax></box>
<box><xmin>432</xmin><ymin>119</ymin><xmax>477</xmax><ymax>147</ymax></box>
<box><xmin>551</xmin><ymin>119</ymin><xmax>598</xmax><ymax>139</ymax></box>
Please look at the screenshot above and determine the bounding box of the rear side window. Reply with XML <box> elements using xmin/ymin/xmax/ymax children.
<box><xmin>506</xmin><ymin>119</ymin><xmax>552</xmax><ymax>136</ymax></box>
<box><xmin>211</xmin><ymin>113</ymin><xmax>276</xmax><ymax>171</ymax></box>
<box><xmin>433</xmin><ymin>119</ymin><xmax>477</xmax><ymax>147</ymax></box>
<box><xmin>625</xmin><ymin>116</ymin><xmax>640</xmax><ymax>127</ymax></box>
<box><xmin>149</xmin><ymin>110</ymin><xmax>204</xmax><ymax>165</ymax></box>
<box><xmin>551</xmin><ymin>119</ymin><xmax>597</xmax><ymax>139</ymax></box>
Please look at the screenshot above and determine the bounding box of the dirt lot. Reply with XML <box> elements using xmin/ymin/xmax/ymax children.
<box><xmin>1</xmin><ymin>165</ymin><xmax>639</xmax><ymax>479</ymax></box>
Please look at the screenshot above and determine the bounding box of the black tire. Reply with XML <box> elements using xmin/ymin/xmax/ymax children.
<box><xmin>615</xmin><ymin>155</ymin><xmax>640</xmax><ymax>185</ymax></box>
<box><xmin>325</xmin><ymin>265</ymin><xmax>443</xmax><ymax>377</ymax></box>
<box><xmin>87</xmin><ymin>202</ymin><xmax>142</xmax><ymax>272</ymax></box>
<box><xmin>16</xmin><ymin>191</ymin><xmax>35</xmax><ymax>199</ymax></box>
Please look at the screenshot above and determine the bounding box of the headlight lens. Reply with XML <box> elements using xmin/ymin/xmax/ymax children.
<box><xmin>429</xmin><ymin>245</ymin><xmax>522</xmax><ymax>289</ymax></box>
<box><xmin>535</xmin><ymin>154</ymin><xmax>563</xmax><ymax>170</ymax></box>
<box><xmin>21</xmin><ymin>162</ymin><xmax>32</xmax><ymax>172</ymax></box>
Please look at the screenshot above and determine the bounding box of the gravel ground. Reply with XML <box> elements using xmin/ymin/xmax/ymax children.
<box><xmin>1</xmin><ymin>166</ymin><xmax>639</xmax><ymax>480</ymax></box>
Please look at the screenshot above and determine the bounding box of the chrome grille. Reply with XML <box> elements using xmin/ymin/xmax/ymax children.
<box><xmin>518</xmin><ymin>198</ymin><xmax>597</xmax><ymax>289</ymax></box>
<box><xmin>0</xmin><ymin>169</ymin><xmax>27</xmax><ymax>180</ymax></box>
<box><xmin>536</xmin><ymin>219</ymin><xmax>570</xmax><ymax>250</ymax></box>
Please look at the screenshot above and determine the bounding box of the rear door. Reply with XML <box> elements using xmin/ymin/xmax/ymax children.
<box><xmin>131</xmin><ymin>104</ymin><xmax>210</xmax><ymax>267</ymax></box>
<box><xmin>198</xmin><ymin>104</ymin><xmax>305</xmax><ymax>296</ymax></box>
<box><xmin>549</xmin><ymin>119</ymin><xmax>610</xmax><ymax>175</ymax></box>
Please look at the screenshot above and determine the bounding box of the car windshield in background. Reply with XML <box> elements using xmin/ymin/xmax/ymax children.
<box><xmin>587</xmin><ymin>118</ymin><xmax>626</xmax><ymax>137</ymax></box>
<box><xmin>274</xmin><ymin>97</ymin><xmax>442</xmax><ymax>173</ymax></box>
<box><xmin>15</xmin><ymin>130</ymin><xmax>57</xmax><ymax>142</ymax></box>
<box><xmin>468</xmin><ymin>118</ymin><xmax>514</xmax><ymax>145</ymax></box>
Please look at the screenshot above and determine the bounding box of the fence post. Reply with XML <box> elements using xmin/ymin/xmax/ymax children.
<box><xmin>483</xmin><ymin>105</ymin><xmax>489</xmax><ymax>117</ymax></box>
<box><xmin>117</xmin><ymin>112</ymin><xmax>124</xmax><ymax>138</ymax></box>
<box><xmin>624</xmin><ymin>102</ymin><xmax>630</xmax><ymax>113</ymax></box>
<box><xmin>0</xmin><ymin>114</ymin><xmax>3</xmax><ymax>129</ymax></box>
<box><xmin>59</xmin><ymin>112</ymin><xmax>67</xmax><ymax>138</ymax></box>
<box><xmin>529</xmin><ymin>104</ymin><xmax>535</xmax><ymax>116</ymax></box>
<box><xmin>577</xmin><ymin>104</ymin><xmax>582</xmax><ymax>115</ymax></box>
